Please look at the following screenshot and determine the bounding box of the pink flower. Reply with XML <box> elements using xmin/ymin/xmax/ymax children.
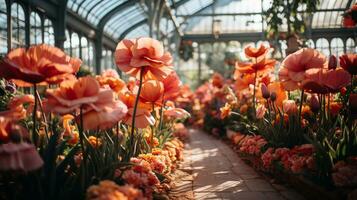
<box><xmin>115</xmin><ymin>38</ymin><xmax>173</xmax><ymax>80</ymax></box>
<box><xmin>261</xmin><ymin>148</ymin><xmax>274</xmax><ymax>168</ymax></box>
<box><xmin>279</xmin><ymin>48</ymin><xmax>327</xmax><ymax>91</ymax></box>
<box><xmin>164</xmin><ymin>107</ymin><xmax>190</xmax><ymax>120</ymax></box>
<box><xmin>0</xmin><ymin>142</ymin><xmax>43</xmax><ymax>172</ymax></box>
<box><xmin>303</xmin><ymin>68</ymin><xmax>351</xmax><ymax>94</ymax></box>
<box><xmin>256</xmin><ymin>104</ymin><xmax>267</xmax><ymax>119</ymax></box>
<box><xmin>283</xmin><ymin>100</ymin><xmax>298</xmax><ymax>115</ymax></box>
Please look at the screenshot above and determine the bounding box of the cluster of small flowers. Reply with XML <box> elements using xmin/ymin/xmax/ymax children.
<box><xmin>86</xmin><ymin>180</ymin><xmax>145</xmax><ymax>200</ymax></box>
<box><xmin>239</xmin><ymin>135</ymin><xmax>267</xmax><ymax>156</ymax></box>
<box><xmin>261</xmin><ymin>144</ymin><xmax>315</xmax><ymax>173</ymax></box>
<box><xmin>111</xmin><ymin>138</ymin><xmax>184</xmax><ymax>199</ymax></box>
<box><xmin>332</xmin><ymin>157</ymin><xmax>357</xmax><ymax>187</ymax></box>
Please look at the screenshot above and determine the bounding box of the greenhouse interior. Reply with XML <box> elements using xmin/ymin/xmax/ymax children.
<box><xmin>1</xmin><ymin>0</ymin><xmax>357</xmax><ymax>199</ymax></box>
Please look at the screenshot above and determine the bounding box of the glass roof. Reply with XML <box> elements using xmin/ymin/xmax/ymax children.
<box><xmin>104</xmin><ymin>3</ymin><xmax>146</xmax><ymax>39</ymax></box>
<box><xmin>66</xmin><ymin>0</ymin><xmax>355</xmax><ymax>42</ymax></box>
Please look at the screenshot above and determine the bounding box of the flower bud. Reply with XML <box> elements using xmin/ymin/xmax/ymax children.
<box><xmin>310</xmin><ymin>95</ymin><xmax>320</xmax><ymax>113</ymax></box>
<box><xmin>328</xmin><ymin>55</ymin><xmax>337</xmax><ymax>70</ymax></box>
<box><xmin>261</xmin><ymin>83</ymin><xmax>270</xmax><ymax>99</ymax></box>
<box><xmin>350</xmin><ymin>93</ymin><xmax>357</xmax><ymax>112</ymax></box>
<box><xmin>270</xmin><ymin>92</ymin><xmax>277</xmax><ymax>102</ymax></box>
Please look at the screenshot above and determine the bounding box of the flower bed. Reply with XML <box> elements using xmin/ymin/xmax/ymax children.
<box><xmin>189</xmin><ymin>43</ymin><xmax>357</xmax><ymax>199</ymax></box>
<box><xmin>0</xmin><ymin>38</ymin><xmax>193</xmax><ymax>199</ymax></box>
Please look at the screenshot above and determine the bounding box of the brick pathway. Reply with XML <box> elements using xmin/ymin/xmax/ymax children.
<box><xmin>184</xmin><ymin>128</ymin><xmax>306</xmax><ymax>200</ymax></box>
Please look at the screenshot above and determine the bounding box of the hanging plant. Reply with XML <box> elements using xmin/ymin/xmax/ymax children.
<box><xmin>342</xmin><ymin>3</ymin><xmax>357</xmax><ymax>28</ymax></box>
<box><xmin>179</xmin><ymin>40</ymin><xmax>194</xmax><ymax>61</ymax></box>
<box><xmin>264</xmin><ymin>0</ymin><xmax>320</xmax><ymax>40</ymax></box>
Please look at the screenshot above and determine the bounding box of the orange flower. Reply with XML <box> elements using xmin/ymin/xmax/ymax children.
<box><xmin>0</xmin><ymin>117</ymin><xmax>28</xmax><ymax>142</ymax></box>
<box><xmin>340</xmin><ymin>54</ymin><xmax>357</xmax><ymax>75</ymax></box>
<box><xmin>329</xmin><ymin>102</ymin><xmax>342</xmax><ymax>116</ymax></box>
<box><xmin>140</xmin><ymin>80</ymin><xmax>164</xmax><ymax>105</ymax></box>
<box><xmin>211</xmin><ymin>73</ymin><xmax>224</xmax><ymax>88</ymax></box>
<box><xmin>115</xmin><ymin>38</ymin><xmax>172</xmax><ymax>80</ymax></box>
<box><xmin>80</xmin><ymin>101</ymin><xmax>127</xmax><ymax>131</ymax></box>
<box><xmin>47</xmin><ymin>77</ymin><xmax>128</xmax><ymax>130</ymax></box>
<box><xmin>240</xmin><ymin>104</ymin><xmax>248</xmax><ymax>114</ymax></box>
<box><xmin>101</xmin><ymin>69</ymin><xmax>120</xmax><ymax>79</ymax></box>
<box><xmin>279</xmin><ymin>48</ymin><xmax>327</xmax><ymax>91</ymax></box>
<box><xmin>236</xmin><ymin>58</ymin><xmax>276</xmax><ymax>74</ymax></box>
<box><xmin>46</xmin><ymin>76</ymin><xmax>109</xmax><ymax>114</ymax></box>
<box><xmin>162</xmin><ymin>71</ymin><xmax>181</xmax><ymax>101</ymax></box>
<box><xmin>120</xmin><ymin>92</ymin><xmax>155</xmax><ymax>128</ymax></box>
<box><xmin>302</xmin><ymin>68</ymin><xmax>351</xmax><ymax>94</ymax></box>
<box><xmin>267</xmin><ymin>82</ymin><xmax>287</xmax><ymax>107</ymax></box>
<box><xmin>220</xmin><ymin>103</ymin><xmax>232</xmax><ymax>119</ymax></box>
<box><xmin>88</xmin><ymin>136</ymin><xmax>102</xmax><ymax>148</ymax></box>
<box><xmin>96</xmin><ymin>75</ymin><xmax>127</xmax><ymax>93</ymax></box>
<box><xmin>234</xmin><ymin>71</ymin><xmax>255</xmax><ymax>91</ymax></box>
<box><xmin>244</xmin><ymin>44</ymin><xmax>269</xmax><ymax>58</ymax></box>
<box><xmin>0</xmin><ymin>95</ymin><xmax>35</xmax><ymax>120</ymax></box>
<box><xmin>0</xmin><ymin>44</ymin><xmax>81</xmax><ymax>87</ymax></box>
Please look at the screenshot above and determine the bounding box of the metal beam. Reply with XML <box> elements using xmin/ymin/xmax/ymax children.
<box><xmin>163</xmin><ymin>0</ymin><xmax>183</xmax><ymax>36</ymax></box>
<box><xmin>119</xmin><ymin>19</ymin><xmax>148</xmax><ymax>40</ymax></box>
<box><xmin>171</xmin><ymin>0</ymin><xmax>190</xmax><ymax>8</ymax></box>
<box><xmin>177</xmin><ymin>8</ymin><xmax>347</xmax><ymax>18</ymax></box>
<box><xmin>182</xmin><ymin>28</ymin><xmax>357</xmax><ymax>43</ymax></box>
<box><xmin>97</xmin><ymin>0</ymin><xmax>139</xmax><ymax>30</ymax></box>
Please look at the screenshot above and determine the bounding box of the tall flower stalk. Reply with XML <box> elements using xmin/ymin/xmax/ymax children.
<box><xmin>129</xmin><ymin>68</ymin><xmax>144</xmax><ymax>153</ymax></box>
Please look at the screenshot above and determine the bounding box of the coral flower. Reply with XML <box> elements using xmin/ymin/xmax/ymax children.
<box><xmin>220</xmin><ymin>103</ymin><xmax>232</xmax><ymax>119</ymax></box>
<box><xmin>0</xmin><ymin>142</ymin><xmax>43</xmax><ymax>172</ymax></box>
<box><xmin>46</xmin><ymin>76</ymin><xmax>111</xmax><ymax>114</ymax></box>
<box><xmin>0</xmin><ymin>44</ymin><xmax>81</xmax><ymax>87</ymax></box>
<box><xmin>140</xmin><ymin>80</ymin><xmax>164</xmax><ymax>104</ymax></box>
<box><xmin>256</xmin><ymin>104</ymin><xmax>267</xmax><ymax>119</ymax></box>
<box><xmin>164</xmin><ymin>107</ymin><xmax>190</xmax><ymax>120</ymax></box>
<box><xmin>236</xmin><ymin>58</ymin><xmax>276</xmax><ymax>74</ymax></box>
<box><xmin>162</xmin><ymin>71</ymin><xmax>182</xmax><ymax>101</ymax></box>
<box><xmin>283</xmin><ymin>100</ymin><xmax>298</xmax><ymax>115</ymax></box>
<box><xmin>0</xmin><ymin>117</ymin><xmax>29</xmax><ymax>143</ymax></box>
<box><xmin>303</xmin><ymin>68</ymin><xmax>351</xmax><ymax>94</ymax></box>
<box><xmin>120</xmin><ymin>92</ymin><xmax>155</xmax><ymax>128</ymax></box>
<box><xmin>279</xmin><ymin>48</ymin><xmax>327</xmax><ymax>91</ymax></box>
<box><xmin>96</xmin><ymin>75</ymin><xmax>127</xmax><ymax>93</ymax></box>
<box><xmin>115</xmin><ymin>37</ymin><xmax>173</xmax><ymax>80</ymax></box>
<box><xmin>211</xmin><ymin>73</ymin><xmax>224</xmax><ymax>88</ymax></box>
<box><xmin>101</xmin><ymin>68</ymin><xmax>120</xmax><ymax>79</ymax></box>
<box><xmin>244</xmin><ymin>44</ymin><xmax>269</xmax><ymax>58</ymax></box>
<box><xmin>234</xmin><ymin>71</ymin><xmax>255</xmax><ymax>90</ymax></box>
<box><xmin>80</xmin><ymin>101</ymin><xmax>128</xmax><ymax>131</ymax></box>
<box><xmin>0</xmin><ymin>94</ymin><xmax>35</xmax><ymax>120</ymax></box>
<box><xmin>339</xmin><ymin>54</ymin><xmax>357</xmax><ymax>75</ymax></box>
<box><xmin>267</xmin><ymin>82</ymin><xmax>287</xmax><ymax>107</ymax></box>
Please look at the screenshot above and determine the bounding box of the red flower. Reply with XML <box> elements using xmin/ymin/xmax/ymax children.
<box><xmin>340</xmin><ymin>54</ymin><xmax>357</xmax><ymax>75</ymax></box>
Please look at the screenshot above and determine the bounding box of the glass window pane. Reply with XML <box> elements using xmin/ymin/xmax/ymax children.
<box><xmin>11</xmin><ymin>3</ymin><xmax>26</xmax><ymax>48</ymax></box>
<box><xmin>316</xmin><ymin>38</ymin><xmax>330</xmax><ymax>56</ymax></box>
<box><xmin>330</xmin><ymin>38</ymin><xmax>344</xmax><ymax>57</ymax></box>
<box><xmin>64</xmin><ymin>29</ymin><xmax>71</xmax><ymax>55</ymax></box>
<box><xmin>71</xmin><ymin>32</ymin><xmax>80</xmax><ymax>58</ymax></box>
<box><xmin>81</xmin><ymin>36</ymin><xmax>88</xmax><ymax>64</ymax></box>
<box><xmin>44</xmin><ymin>18</ymin><xmax>54</xmax><ymax>45</ymax></box>
<box><xmin>346</xmin><ymin>38</ymin><xmax>356</xmax><ymax>54</ymax></box>
<box><xmin>30</xmin><ymin>12</ymin><xmax>42</xmax><ymax>45</ymax></box>
<box><xmin>0</xmin><ymin>0</ymin><xmax>7</xmax><ymax>55</ymax></box>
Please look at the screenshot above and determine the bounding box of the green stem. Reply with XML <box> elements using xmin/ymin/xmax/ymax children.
<box><xmin>32</xmin><ymin>84</ymin><xmax>38</xmax><ymax>145</ymax></box>
<box><xmin>252</xmin><ymin>69</ymin><xmax>258</xmax><ymax>117</ymax></box>
<box><xmin>78</xmin><ymin>106</ymin><xmax>86</xmax><ymax>191</ymax></box>
<box><xmin>150</xmin><ymin>103</ymin><xmax>155</xmax><ymax>149</ymax></box>
<box><xmin>298</xmin><ymin>89</ymin><xmax>304</xmax><ymax>122</ymax></box>
<box><xmin>129</xmin><ymin>68</ymin><xmax>144</xmax><ymax>155</ymax></box>
<box><xmin>35</xmin><ymin>91</ymin><xmax>49</xmax><ymax>141</ymax></box>
<box><xmin>158</xmin><ymin>94</ymin><xmax>165</xmax><ymax>131</ymax></box>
